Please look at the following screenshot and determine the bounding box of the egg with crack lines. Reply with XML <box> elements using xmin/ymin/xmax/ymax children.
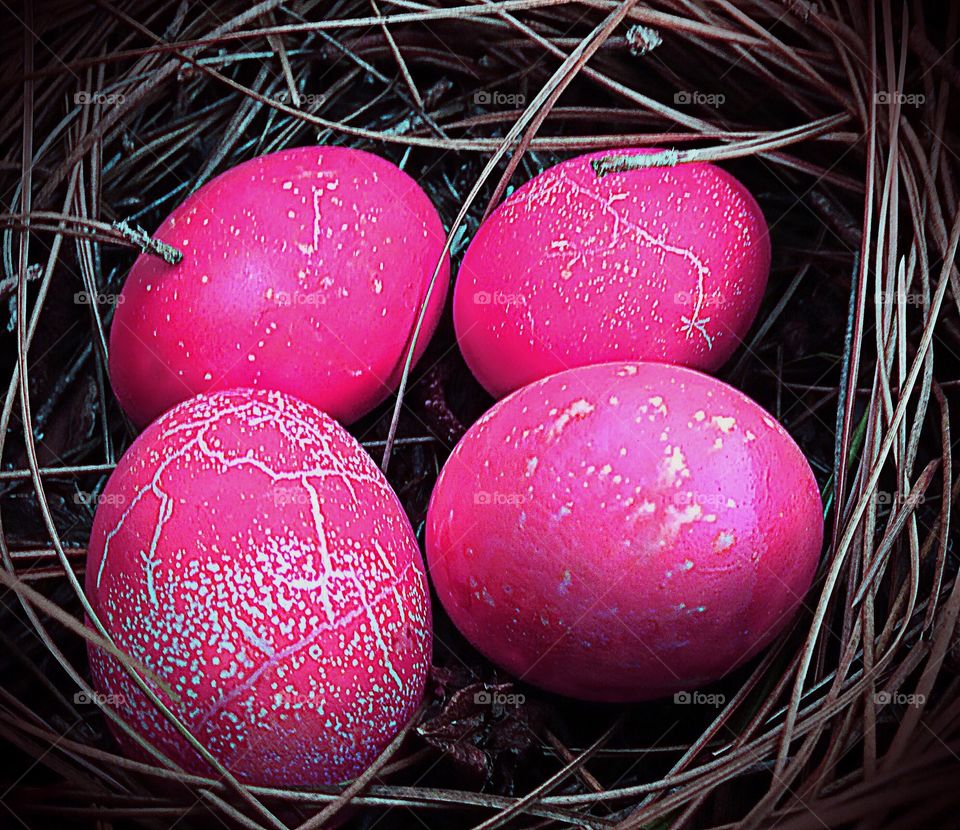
<box><xmin>85</xmin><ymin>387</ymin><xmax>431</xmax><ymax>785</ymax></box>
<box><xmin>454</xmin><ymin>149</ymin><xmax>770</xmax><ymax>397</ymax></box>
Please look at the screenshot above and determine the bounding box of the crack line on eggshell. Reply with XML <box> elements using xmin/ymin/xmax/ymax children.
<box><xmin>160</xmin><ymin>395</ymin><xmax>386</xmax><ymax>501</ymax></box>
<box><xmin>140</xmin><ymin>549</ymin><xmax>161</xmax><ymax>606</ymax></box>
<box><xmin>301</xmin><ymin>478</ymin><xmax>340</xmax><ymax>624</ymax></box>
<box><xmin>295</xmin><ymin>175</ymin><xmax>336</xmax><ymax>257</ymax></box>
<box><xmin>269</xmin><ymin>413</ymin><xmax>368</xmax><ymax>502</ymax></box>
<box><xmin>97</xmin><ymin>436</ymin><xmax>199</xmax><ymax>589</ymax></box>
<box><xmin>373</xmin><ymin>538</ymin><xmax>406</xmax><ymax>626</ymax></box>
<box><xmin>234</xmin><ymin>618</ymin><xmax>277</xmax><ymax>656</ymax></box>
<box><xmin>240</xmin><ymin>397</ymin><xmax>383</xmax><ymax>503</ymax></box>
<box><xmin>311</xmin><ymin>185</ymin><xmax>323</xmax><ymax>254</ymax></box>
<box><xmin>194</xmin><ymin>431</ymin><xmax>383</xmax><ymax>501</ymax></box>
<box><xmin>342</xmin><ymin>562</ymin><xmax>406</xmax><ymax>691</ymax></box>
<box><xmin>192</xmin><ymin>575</ymin><xmax>411</xmax><ymax>729</ymax></box>
<box><xmin>526</xmin><ymin>170</ymin><xmax>715</xmax><ymax>349</ymax></box>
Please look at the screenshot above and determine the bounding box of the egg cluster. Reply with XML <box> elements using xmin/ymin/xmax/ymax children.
<box><xmin>432</xmin><ymin>150</ymin><xmax>818</xmax><ymax>702</ymax></box>
<box><xmin>90</xmin><ymin>145</ymin><xmax>822</xmax><ymax>786</ymax></box>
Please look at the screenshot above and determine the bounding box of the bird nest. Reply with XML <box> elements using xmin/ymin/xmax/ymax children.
<box><xmin>1</xmin><ymin>1</ymin><xmax>959</xmax><ymax>828</ymax></box>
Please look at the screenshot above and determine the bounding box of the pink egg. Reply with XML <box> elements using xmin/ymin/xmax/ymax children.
<box><xmin>110</xmin><ymin>146</ymin><xmax>449</xmax><ymax>427</ymax></box>
<box><xmin>426</xmin><ymin>362</ymin><xmax>821</xmax><ymax>702</ymax></box>
<box><xmin>85</xmin><ymin>388</ymin><xmax>431</xmax><ymax>785</ymax></box>
<box><xmin>454</xmin><ymin>149</ymin><xmax>770</xmax><ymax>397</ymax></box>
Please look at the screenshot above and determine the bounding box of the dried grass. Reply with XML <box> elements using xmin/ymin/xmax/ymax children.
<box><xmin>0</xmin><ymin>0</ymin><xmax>958</xmax><ymax>827</ymax></box>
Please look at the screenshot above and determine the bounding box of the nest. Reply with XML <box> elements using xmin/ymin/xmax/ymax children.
<box><xmin>1</xmin><ymin>0</ymin><xmax>959</xmax><ymax>827</ymax></box>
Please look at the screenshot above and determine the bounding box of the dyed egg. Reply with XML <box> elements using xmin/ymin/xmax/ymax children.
<box><xmin>86</xmin><ymin>388</ymin><xmax>431</xmax><ymax>785</ymax></box>
<box><xmin>425</xmin><ymin>362</ymin><xmax>821</xmax><ymax>702</ymax></box>
<box><xmin>453</xmin><ymin>149</ymin><xmax>770</xmax><ymax>397</ymax></box>
<box><xmin>110</xmin><ymin>146</ymin><xmax>449</xmax><ymax>427</ymax></box>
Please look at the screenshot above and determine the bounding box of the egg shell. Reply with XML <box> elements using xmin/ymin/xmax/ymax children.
<box><xmin>453</xmin><ymin>149</ymin><xmax>770</xmax><ymax>397</ymax></box>
<box><xmin>85</xmin><ymin>387</ymin><xmax>431</xmax><ymax>785</ymax></box>
<box><xmin>426</xmin><ymin>362</ymin><xmax>821</xmax><ymax>702</ymax></box>
<box><xmin>110</xmin><ymin>146</ymin><xmax>450</xmax><ymax>427</ymax></box>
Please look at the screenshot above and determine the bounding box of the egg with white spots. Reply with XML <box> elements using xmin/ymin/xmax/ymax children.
<box><xmin>110</xmin><ymin>146</ymin><xmax>449</xmax><ymax>427</ymax></box>
<box><xmin>426</xmin><ymin>362</ymin><xmax>821</xmax><ymax>701</ymax></box>
<box><xmin>454</xmin><ymin>149</ymin><xmax>770</xmax><ymax>397</ymax></box>
<box><xmin>85</xmin><ymin>388</ymin><xmax>431</xmax><ymax>785</ymax></box>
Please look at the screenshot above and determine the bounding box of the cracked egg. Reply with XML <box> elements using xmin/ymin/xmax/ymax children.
<box><xmin>425</xmin><ymin>362</ymin><xmax>821</xmax><ymax>701</ymax></box>
<box><xmin>453</xmin><ymin>149</ymin><xmax>770</xmax><ymax>397</ymax></box>
<box><xmin>85</xmin><ymin>387</ymin><xmax>431</xmax><ymax>785</ymax></box>
<box><xmin>110</xmin><ymin>146</ymin><xmax>449</xmax><ymax>427</ymax></box>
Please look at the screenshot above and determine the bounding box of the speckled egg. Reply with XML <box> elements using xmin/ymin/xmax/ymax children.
<box><xmin>110</xmin><ymin>146</ymin><xmax>449</xmax><ymax>427</ymax></box>
<box><xmin>426</xmin><ymin>362</ymin><xmax>821</xmax><ymax>702</ymax></box>
<box><xmin>85</xmin><ymin>388</ymin><xmax>431</xmax><ymax>785</ymax></box>
<box><xmin>454</xmin><ymin>149</ymin><xmax>770</xmax><ymax>397</ymax></box>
